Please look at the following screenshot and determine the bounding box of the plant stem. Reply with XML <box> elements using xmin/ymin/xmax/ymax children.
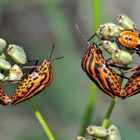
<box><xmin>101</xmin><ymin>75</ymin><xmax>124</xmax><ymax>129</ymax></box>
<box><xmin>79</xmin><ymin>84</ymin><xmax>97</xmax><ymax>136</ymax></box>
<box><xmin>101</xmin><ymin>98</ymin><xmax>117</xmax><ymax>128</ymax></box>
<box><xmin>92</xmin><ymin>0</ymin><xmax>101</xmax><ymax>34</ymax></box>
<box><xmin>79</xmin><ymin>0</ymin><xmax>101</xmax><ymax>136</ymax></box>
<box><xmin>29</xmin><ymin>100</ymin><xmax>55</xmax><ymax>140</ymax></box>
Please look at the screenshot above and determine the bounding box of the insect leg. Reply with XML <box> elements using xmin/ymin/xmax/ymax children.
<box><xmin>116</xmin><ymin>73</ymin><xmax>129</xmax><ymax>79</ymax></box>
<box><xmin>87</xmin><ymin>33</ymin><xmax>98</xmax><ymax>42</ymax></box>
<box><xmin>27</xmin><ymin>56</ymin><xmax>39</xmax><ymax>65</ymax></box>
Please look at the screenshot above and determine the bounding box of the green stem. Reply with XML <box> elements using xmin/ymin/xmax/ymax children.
<box><xmin>101</xmin><ymin>98</ymin><xmax>117</xmax><ymax>128</ymax></box>
<box><xmin>79</xmin><ymin>0</ymin><xmax>101</xmax><ymax>136</ymax></box>
<box><xmin>101</xmin><ymin>75</ymin><xmax>124</xmax><ymax>129</ymax></box>
<box><xmin>29</xmin><ymin>100</ymin><xmax>55</xmax><ymax>140</ymax></box>
<box><xmin>92</xmin><ymin>0</ymin><xmax>101</xmax><ymax>34</ymax></box>
<box><xmin>79</xmin><ymin>84</ymin><xmax>97</xmax><ymax>136</ymax></box>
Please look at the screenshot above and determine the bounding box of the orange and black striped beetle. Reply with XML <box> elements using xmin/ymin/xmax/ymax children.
<box><xmin>81</xmin><ymin>41</ymin><xmax>140</xmax><ymax>99</ymax></box>
<box><xmin>97</xmin><ymin>23</ymin><xmax>140</xmax><ymax>55</ymax></box>
<box><xmin>114</xmin><ymin>65</ymin><xmax>140</xmax><ymax>99</ymax></box>
<box><xmin>11</xmin><ymin>44</ymin><xmax>63</xmax><ymax>105</ymax></box>
<box><xmin>76</xmin><ymin>25</ymin><xmax>123</xmax><ymax>98</ymax></box>
<box><xmin>97</xmin><ymin>29</ymin><xmax>140</xmax><ymax>55</ymax></box>
<box><xmin>118</xmin><ymin>30</ymin><xmax>140</xmax><ymax>52</ymax></box>
<box><xmin>122</xmin><ymin>70</ymin><xmax>140</xmax><ymax>99</ymax></box>
<box><xmin>77</xmin><ymin>25</ymin><xmax>140</xmax><ymax>99</ymax></box>
<box><xmin>0</xmin><ymin>88</ymin><xmax>11</xmax><ymax>105</ymax></box>
<box><xmin>12</xmin><ymin>57</ymin><xmax>53</xmax><ymax>105</ymax></box>
<box><xmin>81</xmin><ymin>43</ymin><xmax>123</xmax><ymax>98</ymax></box>
<box><xmin>108</xmin><ymin>63</ymin><xmax>140</xmax><ymax>99</ymax></box>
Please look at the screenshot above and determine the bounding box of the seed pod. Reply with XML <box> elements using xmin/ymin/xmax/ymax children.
<box><xmin>111</xmin><ymin>49</ymin><xmax>133</xmax><ymax>66</ymax></box>
<box><xmin>0</xmin><ymin>58</ymin><xmax>11</xmax><ymax>70</ymax></box>
<box><xmin>106</xmin><ymin>125</ymin><xmax>121</xmax><ymax>140</ymax></box>
<box><xmin>0</xmin><ymin>73</ymin><xmax>4</xmax><ymax>80</ymax></box>
<box><xmin>0</xmin><ymin>38</ymin><xmax>6</xmax><ymax>52</ymax></box>
<box><xmin>77</xmin><ymin>136</ymin><xmax>86</xmax><ymax>140</ymax></box>
<box><xmin>7</xmin><ymin>44</ymin><xmax>27</xmax><ymax>64</ymax></box>
<box><xmin>87</xmin><ymin>125</ymin><xmax>108</xmax><ymax>139</ymax></box>
<box><xmin>97</xmin><ymin>23</ymin><xmax>124</xmax><ymax>40</ymax></box>
<box><xmin>0</xmin><ymin>53</ymin><xmax>6</xmax><ymax>59</ymax></box>
<box><xmin>9</xmin><ymin>64</ymin><xmax>23</xmax><ymax>81</ymax></box>
<box><xmin>117</xmin><ymin>14</ymin><xmax>136</xmax><ymax>30</ymax></box>
<box><xmin>102</xmin><ymin>40</ymin><xmax>118</xmax><ymax>54</ymax></box>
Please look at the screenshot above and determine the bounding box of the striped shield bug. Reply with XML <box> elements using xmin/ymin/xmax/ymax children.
<box><xmin>0</xmin><ymin>87</ymin><xmax>11</xmax><ymax>105</ymax></box>
<box><xmin>97</xmin><ymin>24</ymin><xmax>140</xmax><ymax>52</ymax></box>
<box><xmin>117</xmin><ymin>14</ymin><xmax>140</xmax><ymax>53</ymax></box>
<box><xmin>81</xmin><ymin>43</ymin><xmax>122</xmax><ymax>98</ymax></box>
<box><xmin>114</xmin><ymin>65</ymin><xmax>140</xmax><ymax>99</ymax></box>
<box><xmin>107</xmin><ymin>64</ymin><xmax>140</xmax><ymax>98</ymax></box>
<box><xmin>11</xmin><ymin>44</ymin><xmax>63</xmax><ymax>105</ymax></box>
<box><xmin>76</xmin><ymin>25</ymin><xmax>122</xmax><ymax>98</ymax></box>
<box><xmin>121</xmin><ymin>71</ymin><xmax>140</xmax><ymax>99</ymax></box>
<box><xmin>118</xmin><ymin>30</ymin><xmax>140</xmax><ymax>50</ymax></box>
<box><xmin>97</xmin><ymin>14</ymin><xmax>140</xmax><ymax>56</ymax></box>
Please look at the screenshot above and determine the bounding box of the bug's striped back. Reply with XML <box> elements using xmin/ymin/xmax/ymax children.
<box><xmin>118</xmin><ymin>31</ymin><xmax>140</xmax><ymax>49</ymax></box>
<box><xmin>81</xmin><ymin>44</ymin><xmax>121</xmax><ymax>98</ymax></box>
<box><xmin>121</xmin><ymin>72</ymin><xmax>140</xmax><ymax>99</ymax></box>
<box><xmin>12</xmin><ymin>59</ymin><xmax>53</xmax><ymax>105</ymax></box>
<box><xmin>0</xmin><ymin>88</ymin><xmax>11</xmax><ymax>105</ymax></box>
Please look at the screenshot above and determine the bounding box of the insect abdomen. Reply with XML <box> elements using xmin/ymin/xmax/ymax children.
<box><xmin>81</xmin><ymin>45</ymin><xmax>121</xmax><ymax>98</ymax></box>
<box><xmin>122</xmin><ymin>72</ymin><xmax>140</xmax><ymax>99</ymax></box>
<box><xmin>0</xmin><ymin>88</ymin><xmax>11</xmax><ymax>105</ymax></box>
<box><xmin>118</xmin><ymin>31</ymin><xmax>139</xmax><ymax>48</ymax></box>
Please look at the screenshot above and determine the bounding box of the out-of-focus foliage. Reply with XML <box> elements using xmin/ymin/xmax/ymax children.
<box><xmin>0</xmin><ymin>0</ymin><xmax>140</xmax><ymax>140</ymax></box>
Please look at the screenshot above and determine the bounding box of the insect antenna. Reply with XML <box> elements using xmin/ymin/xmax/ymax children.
<box><xmin>49</xmin><ymin>44</ymin><xmax>55</xmax><ymax>60</ymax></box>
<box><xmin>75</xmin><ymin>24</ymin><xmax>97</xmax><ymax>45</ymax></box>
<box><xmin>51</xmin><ymin>56</ymin><xmax>64</xmax><ymax>62</ymax></box>
<box><xmin>75</xmin><ymin>24</ymin><xmax>90</xmax><ymax>45</ymax></box>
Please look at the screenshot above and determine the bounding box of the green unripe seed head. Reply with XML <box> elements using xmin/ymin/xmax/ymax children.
<box><xmin>117</xmin><ymin>14</ymin><xmax>136</xmax><ymax>30</ymax></box>
<box><xmin>106</xmin><ymin>125</ymin><xmax>121</xmax><ymax>140</ymax></box>
<box><xmin>0</xmin><ymin>38</ymin><xmax>6</xmax><ymax>52</ymax></box>
<box><xmin>0</xmin><ymin>73</ymin><xmax>4</xmax><ymax>80</ymax></box>
<box><xmin>102</xmin><ymin>40</ymin><xmax>118</xmax><ymax>54</ymax></box>
<box><xmin>112</xmin><ymin>49</ymin><xmax>133</xmax><ymax>66</ymax></box>
<box><xmin>97</xmin><ymin>23</ymin><xmax>124</xmax><ymax>40</ymax></box>
<box><xmin>9</xmin><ymin>64</ymin><xmax>23</xmax><ymax>81</ymax></box>
<box><xmin>7</xmin><ymin>44</ymin><xmax>27</xmax><ymax>64</ymax></box>
<box><xmin>0</xmin><ymin>58</ymin><xmax>11</xmax><ymax>70</ymax></box>
<box><xmin>87</xmin><ymin>125</ymin><xmax>108</xmax><ymax>139</ymax></box>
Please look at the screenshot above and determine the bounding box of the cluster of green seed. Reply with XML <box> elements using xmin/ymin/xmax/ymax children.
<box><xmin>77</xmin><ymin>124</ymin><xmax>121</xmax><ymax>140</ymax></box>
<box><xmin>0</xmin><ymin>38</ymin><xmax>27</xmax><ymax>81</ymax></box>
<box><xmin>97</xmin><ymin>14</ymin><xmax>136</xmax><ymax>66</ymax></box>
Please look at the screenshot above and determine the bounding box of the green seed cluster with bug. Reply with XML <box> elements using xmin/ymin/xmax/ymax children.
<box><xmin>0</xmin><ymin>37</ymin><xmax>62</xmax><ymax>106</ymax></box>
<box><xmin>95</xmin><ymin>14</ymin><xmax>140</xmax><ymax>66</ymax></box>
<box><xmin>78</xmin><ymin>13</ymin><xmax>140</xmax><ymax>140</ymax></box>
<box><xmin>0</xmin><ymin>38</ymin><xmax>30</xmax><ymax>105</ymax></box>
<box><xmin>0</xmin><ymin>39</ymin><xmax>27</xmax><ymax>81</ymax></box>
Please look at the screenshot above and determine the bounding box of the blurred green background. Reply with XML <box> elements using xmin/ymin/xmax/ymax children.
<box><xmin>1</xmin><ymin>0</ymin><xmax>140</xmax><ymax>140</ymax></box>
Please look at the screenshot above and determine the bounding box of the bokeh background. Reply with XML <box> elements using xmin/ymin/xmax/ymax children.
<box><xmin>1</xmin><ymin>0</ymin><xmax>140</xmax><ymax>140</ymax></box>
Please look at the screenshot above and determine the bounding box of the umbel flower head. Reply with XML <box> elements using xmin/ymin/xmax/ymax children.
<box><xmin>97</xmin><ymin>23</ymin><xmax>124</xmax><ymax>40</ymax></box>
<box><xmin>9</xmin><ymin>64</ymin><xmax>23</xmax><ymax>81</ymax></box>
<box><xmin>0</xmin><ymin>57</ymin><xmax>11</xmax><ymax>70</ymax></box>
<box><xmin>117</xmin><ymin>14</ymin><xmax>136</xmax><ymax>30</ymax></box>
<box><xmin>0</xmin><ymin>38</ymin><xmax>6</xmax><ymax>52</ymax></box>
<box><xmin>7</xmin><ymin>44</ymin><xmax>27</xmax><ymax>64</ymax></box>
